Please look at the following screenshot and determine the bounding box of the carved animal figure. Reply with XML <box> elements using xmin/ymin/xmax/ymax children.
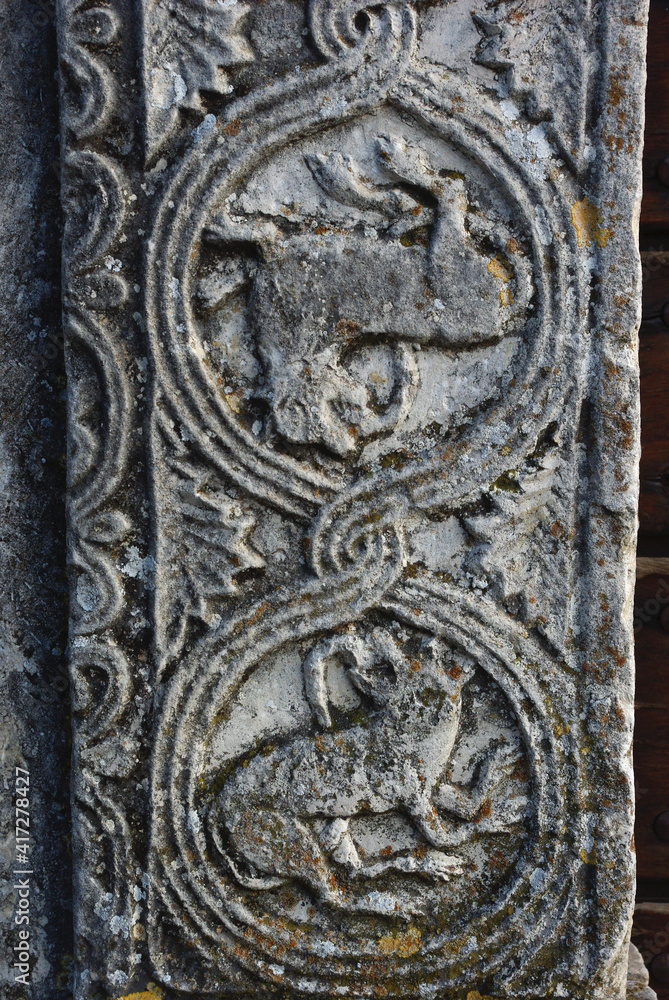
<box><xmin>201</xmin><ymin>134</ymin><xmax>531</xmax><ymax>457</ymax></box>
<box><xmin>213</xmin><ymin>629</ymin><xmax>517</xmax><ymax>916</ymax></box>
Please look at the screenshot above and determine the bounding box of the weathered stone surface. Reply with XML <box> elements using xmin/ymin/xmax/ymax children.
<box><xmin>628</xmin><ymin>943</ymin><xmax>659</xmax><ymax>1000</ymax></box>
<box><xmin>0</xmin><ymin>1</ymin><xmax>72</xmax><ymax>997</ymax></box>
<box><xmin>58</xmin><ymin>1</ymin><xmax>651</xmax><ymax>998</ymax></box>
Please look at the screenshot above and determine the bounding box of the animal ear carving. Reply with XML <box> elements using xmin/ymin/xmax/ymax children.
<box><xmin>305</xmin><ymin>151</ymin><xmax>425</xmax><ymax>219</ymax></box>
<box><xmin>303</xmin><ymin>634</ymin><xmax>367</xmax><ymax>728</ymax></box>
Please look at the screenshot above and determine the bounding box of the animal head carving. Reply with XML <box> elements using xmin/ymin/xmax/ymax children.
<box><xmin>303</xmin><ymin>628</ymin><xmax>476</xmax><ymax>728</ymax></box>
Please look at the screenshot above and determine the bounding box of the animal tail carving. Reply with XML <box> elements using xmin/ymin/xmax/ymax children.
<box><xmin>219</xmin><ymin>850</ymin><xmax>287</xmax><ymax>891</ymax></box>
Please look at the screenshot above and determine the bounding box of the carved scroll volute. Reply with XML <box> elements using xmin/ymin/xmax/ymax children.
<box><xmin>59</xmin><ymin>0</ymin><xmax>120</xmax><ymax>141</ymax></box>
<box><xmin>309</xmin><ymin>0</ymin><xmax>417</xmax><ymax>61</ymax></box>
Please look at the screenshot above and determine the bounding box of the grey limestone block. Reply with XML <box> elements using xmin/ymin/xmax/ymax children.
<box><xmin>56</xmin><ymin>0</ymin><xmax>653</xmax><ymax>997</ymax></box>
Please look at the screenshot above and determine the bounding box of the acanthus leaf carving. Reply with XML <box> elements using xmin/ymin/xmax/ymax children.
<box><xmin>174</xmin><ymin>458</ymin><xmax>265</xmax><ymax>604</ymax></box>
<box><xmin>474</xmin><ymin>0</ymin><xmax>595</xmax><ymax>171</ymax></box>
<box><xmin>460</xmin><ymin>453</ymin><xmax>563</xmax><ymax>610</ymax></box>
<box><xmin>141</xmin><ymin>0</ymin><xmax>254</xmax><ymax>163</ymax></box>
<box><xmin>152</xmin><ymin>438</ymin><xmax>266</xmax><ymax>667</ymax></box>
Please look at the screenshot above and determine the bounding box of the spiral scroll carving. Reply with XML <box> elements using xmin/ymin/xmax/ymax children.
<box><xmin>309</xmin><ymin>0</ymin><xmax>416</xmax><ymax>61</ymax></box>
<box><xmin>60</xmin><ymin>1</ymin><xmax>143</xmax><ymax>985</ymax></box>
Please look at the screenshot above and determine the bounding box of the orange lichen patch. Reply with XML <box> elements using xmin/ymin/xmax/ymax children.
<box><xmin>607</xmin><ymin>65</ymin><xmax>630</xmax><ymax>109</ymax></box>
<box><xmin>224</xmin><ymin>390</ymin><xmax>242</xmax><ymax>413</ymax></box>
<box><xmin>116</xmin><ymin>985</ymin><xmax>164</xmax><ymax>1000</ymax></box>
<box><xmin>222</xmin><ymin>118</ymin><xmax>242</xmax><ymax>136</ymax></box>
<box><xmin>487</xmin><ymin>254</ymin><xmax>513</xmax><ymax>283</ymax></box>
<box><xmin>604</xmin><ymin>133</ymin><xmax>624</xmax><ymax>154</ymax></box>
<box><xmin>233</xmin><ymin>600</ymin><xmax>273</xmax><ymax>633</ymax></box>
<box><xmin>571</xmin><ymin>199</ymin><xmax>611</xmax><ymax>248</ymax></box>
<box><xmin>474</xmin><ymin>799</ymin><xmax>492</xmax><ymax>824</ymax></box>
<box><xmin>336</xmin><ymin>317</ymin><xmax>361</xmax><ymax>339</ymax></box>
<box><xmin>554</xmin><ymin>719</ymin><xmax>570</xmax><ymax>738</ymax></box>
<box><xmin>488</xmin><ymin>255</ymin><xmax>514</xmax><ymax>305</ymax></box>
<box><xmin>377</xmin><ymin>927</ymin><xmax>422</xmax><ymax>957</ymax></box>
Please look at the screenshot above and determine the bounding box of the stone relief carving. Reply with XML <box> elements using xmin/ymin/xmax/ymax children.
<box><xmin>59</xmin><ymin>0</ymin><xmax>120</xmax><ymax>140</ymax></box>
<box><xmin>140</xmin><ymin>0</ymin><xmax>254</xmax><ymax>163</ymax></box>
<box><xmin>474</xmin><ymin>0</ymin><xmax>595</xmax><ymax>169</ymax></box>
<box><xmin>58</xmin><ymin>0</ymin><xmax>648</xmax><ymax>997</ymax></box>
<box><xmin>215</xmin><ymin>630</ymin><xmax>523</xmax><ymax>910</ymax></box>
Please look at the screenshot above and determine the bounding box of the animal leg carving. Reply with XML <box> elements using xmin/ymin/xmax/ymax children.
<box><xmin>407</xmin><ymin>800</ymin><xmax>460</xmax><ymax>851</ymax></box>
<box><xmin>320</xmin><ymin>818</ymin><xmax>462</xmax><ymax>883</ymax></box>
<box><xmin>434</xmin><ymin>743</ymin><xmax>521</xmax><ymax>825</ymax></box>
<box><xmin>354</xmin><ymin>850</ymin><xmax>463</xmax><ymax>883</ymax></box>
<box><xmin>433</xmin><ymin>780</ymin><xmax>487</xmax><ymax>822</ymax></box>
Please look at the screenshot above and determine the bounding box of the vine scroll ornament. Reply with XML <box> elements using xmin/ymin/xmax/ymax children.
<box><xmin>59</xmin><ymin>0</ymin><xmax>648</xmax><ymax>997</ymax></box>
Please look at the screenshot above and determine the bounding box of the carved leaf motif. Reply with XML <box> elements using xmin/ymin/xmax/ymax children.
<box><xmin>475</xmin><ymin>0</ymin><xmax>593</xmax><ymax>168</ymax></box>
<box><xmin>462</xmin><ymin>457</ymin><xmax>559</xmax><ymax>615</ymax></box>
<box><xmin>173</xmin><ymin>462</ymin><xmax>265</xmax><ymax>616</ymax></box>
<box><xmin>142</xmin><ymin>0</ymin><xmax>253</xmax><ymax>161</ymax></box>
<box><xmin>156</xmin><ymin>461</ymin><xmax>266</xmax><ymax>666</ymax></box>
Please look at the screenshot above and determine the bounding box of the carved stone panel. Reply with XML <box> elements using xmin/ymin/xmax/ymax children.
<box><xmin>59</xmin><ymin>1</ymin><xmax>650</xmax><ymax>997</ymax></box>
